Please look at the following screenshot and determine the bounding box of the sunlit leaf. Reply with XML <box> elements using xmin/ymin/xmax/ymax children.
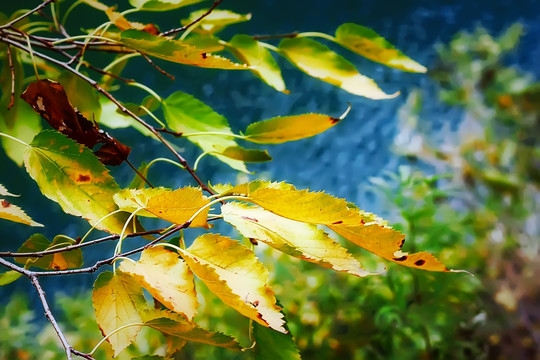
<box><xmin>0</xmin><ymin>184</ymin><xmax>17</xmax><ymax>197</ymax></box>
<box><xmin>228</xmin><ymin>34</ymin><xmax>287</xmax><ymax>92</ymax></box>
<box><xmin>182</xmin><ymin>9</ymin><xmax>251</xmax><ymax>34</ymax></box>
<box><xmin>104</xmin><ymin>7</ymin><xmax>160</xmax><ymax>35</ymax></box>
<box><xmin>162</xmin><ymin>91</ymin><xmax>250</xmax><ymax>172</ymax></box>
<box><xmin>129</xmin><ymin>0</ymin><xmax>205</xmax><ymax>11</ymax></box>
<box><xmin>222</xmin><ymin>202</ymin><xmax>371</xmax><ymax>277</ymax></box>
<box><xmin>120</xmin><ymin>247</ymin><xmax>198</xmax><ymax>320</ymax></box>
<box><xmin>97</xmin><ymin>98</ymin><xmax>153</xmax><ymax>137</ymax></box>
<box><xmin>183</xmin><ymin>33</ymin><xmax>225</xmax><ymax>52</ymax></box>
<box><xmin>114</xmin><ymin>187</ymin><xmax>210</xmax><ymax>228</ymax></box>
<box><xmin>244</xmin><ymin>107</ymin><xmax>349</xmax><ymax>144</ymax></box>
<box><xmin>279</xmin><ymin>37</ymin><xmax>398</xmax><ymax>99</ymax></box>
<box><xmin>252</xmin><ymin>305</ymin><xmax>300</xmax><ymax>360</ymax></box>
<box><xmin>24</xmin><ymin>130</ymin><xmax>136</xmax><ymax>234</ymax></box>
<box><xmin>119</xmin><ymin>30</ymin><xmax>248</xmax><ymax>70</ymax></box>
<box><xmin>0</xmin><ymin>198</ymin><xmax>43</xmax><ymax>227</ymax></box>
<box><xmin>142</xmin><ymin>309</ymin><xmax>241</xmax><ymax>350</ymax></box>
<box><xmin>15</xmin><ymin>234</ymin><xmax>83</xmax><ymax>270</ymax></box>
<box><xmin>92</xmin><ymin>271</ymin><xmax>146</xmax><ymax>356</ymax></box>
<box><xmin>335</xmin><ymin>23</ymin><xmax>427</xmax><ymax>73</ymax></box>
<box><xmin>180</xmin><ymin>234</ymin><xmax>287</xmax><ymax>333</ymax></box>
<box><xmin>0</xmin><ymin>270</ymin><xmax>22</xmax><ymax>286</ymax></box>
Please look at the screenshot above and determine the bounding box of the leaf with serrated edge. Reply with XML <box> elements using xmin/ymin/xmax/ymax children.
<box><xmin>335</xmin><ymin>23</ymin><xmax>427</xmax><ymax>73</ymax></box>
<box><xmin>0</xmin><ymin>184</ymin><xmax>17</xmax><ymax>197</ymax></box>
<box><xmin>24</xmin><ymin>131</ymin><xmax>135</xmax><ymax>234</ymax></box>
<box><xmin>163</xmin><ymin>91</ymin><xmax>249</xmax><ymax>172</ymax></box>
<box><xmin>114</xmin><ymin>187</ymin><xmax>210</xmax><ymax>228</ymax></box>
<box><xmin>182</xmin><ymin>10</ymin><xmax>251</xmax><ymax>34</ymax></box>
<box><xmin>279</xmin><ymin>37</ymin><xmax>398</xmax><ymax>99</ymax></box>
<box><xmin>92</xmin><ymin>271</ymin><xmax>146</xmax><ymax>356</ymax></box>
<box><xmin>252</xmin><ymin>306</ymin><xmax>300</xmax><ymax>360</ymax></box>
<box><xmin>142</xmin><ymin>309</ymin><xmax>241</xmax><ymax>350</ymax></box>
<box><xmin>0</xmin><ymin>198</ymin><xmax>43</xmax><ymax>227</ymax></box>
<box><xmin>229</xmin><ymin>182</ymin><xmax>459</xmax><ymax>272</ymax></box>
<box><xmin>179</xmin><ymin>234</ymin><xmax>287</xmax><ymax>333</ymax></box>
<box><xmin>119</xmin><ymin>30</ymin><xmax>248</xmax><ymax>70</ymax></box>
<box><xmin>119</xmin><ymin>247</ymin><xmax>198</xmax><ymax>320</ymax></box>
<box><xmin>244</xmin><ymin>112</ymin><xmax>344</xmax><ymax>144</ymax></box>
<box><xmin>129</xmin><ymin>0</ymin><xmax>204</xmax><ymax>11</ymax></box>
<box><xmin>228</xmin><ymin>34</ymin><xmax>287</xmax><ymax>92</ymax></box>
<box><xmin>222</xmin><ymin>202</ymin><xmax>371</xmax><ymax>276</ymax></box>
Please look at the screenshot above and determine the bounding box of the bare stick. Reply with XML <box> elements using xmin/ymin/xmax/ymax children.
<box><xmin>139</xmin><ymin>51</ymin><xmax>175</xmax><ymax>80</ymax></box>
<box><xmin>161</xmin><ymin>0</ymin><xmax>224</xmax><ymax>37</ymax></box>
<box><xmin>6</xmin><ymin>45</ymin><xmax>15</xmax><ymax>110</ymax></box>
<box><xmin>252</xmin><ymin>32</ymin><xmax>299</xmax><ymax>41</ymax></box>
<box><xmin>0</xmin><ymin>0</ymin><xmax>55</xmax><ymax>30</ymax></box>
<box><xmin>125</xmin><ymin>158</ymin><xmax>154</xmax><ymax>188</ymax></box>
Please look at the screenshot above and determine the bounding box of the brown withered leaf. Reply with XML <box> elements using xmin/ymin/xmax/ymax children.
<box><xmin>21</xmin><ymin>79</ymin><xmax>131</xmax><ymax>165</ymax></box>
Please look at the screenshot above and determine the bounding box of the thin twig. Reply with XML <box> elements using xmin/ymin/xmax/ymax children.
<box><xmin>0</xmin><ymin>0</ymin><xmax>55</xmax><ymax>30</ymax></box>
<box><xmin>125</xmin><ymin>158</ymin><xmax>154</xmax><ymax>188</ymax></box>
<box><xmin>252</xmin><ymin>32</ymin><xmax>299</xmax><ymax>41</ymax></box>
<box><xmin>139</xmin><ymin>51</ymin><xmax>175</xmax><ymax>80</ymax></box>
<box><xmin>155</xmin><ymin>127</ymin><xmax>183</xmax><ymax>137</ymax></box>
<box><xmin>161</xmin><ymin>0</ymin><xmax>224</xmax><ymax>37</ymax></box>
<box><xmin>70</xmin><ymin>349</ymin><xmax>96</xmax><ymax>360</ymax></box>
<box><xmin>6</xmin><ymin>45</ymin><xmax>15</xmax><ymax>110</ymax></box>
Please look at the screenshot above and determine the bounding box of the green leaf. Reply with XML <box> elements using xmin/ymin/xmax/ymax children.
<box><xmin>15</xmin><ymin>234</ymin><xmax>83</xmax><ymax>270</ymax></box>
<box><xmin>182</xmin><ymin>9</ymin><xmax>251</xmax><ymax>34</ymax></box>
<box><xmin>244</xmin><ymin>108</ymin><xmax>349</xmax><ymax>144</ymax></box>
<box><xmin>142</xmin><ymin>309</ymin><xmax>241</xmax><ymax>350</ymax></box>
<box><xmin>0</xmin><ymin>270</ymin><xmax>22</xmax><ymax>286</ymax></box>
<box><xmin>57</xmin><ymin>71</ymin><xmax>101</xmax><ymax>121</ymax></box>
<box><xmin>252</xmin><ymin>307</ymin><xmax>301</xmax><ymax>360</ymax></box>
<box><xmin>129</xmin><ymin>0</ymin><xmax>205</xmax><ymax>11</ymax></box>
<box><xmin>220</xmin><ymin>146</ymin><xmax>272</xmax><ymax>162</ymax></box>
<box><xmin>179</xmin><ymin>234</ymin><xmax>287</xmax><ymax>333</ymax></box>
<box><xmin>119</xmin><ymin>30</ymin><xmax>248</xmax><ymax>70</ymax></box>
<box><xmin>228</xmin><ymin>34</ymin><xmax>287</xmax><ymax>92</ymax></box>
<box><xmin>222</xmin><ymin>202</ymin><xmax>370</xmax><ymax>277</ymax></box>
<box><xmin>278</xmin><ymin>37</ymin><xmax>398</xmax><ymax>99</ymax></box>
<box><xmin>93</xmin><ymin>271</ymin><xmax>147</xmax><ymax>356</ymax></box>
<box><xmin>335</xmin><ymin>23</ymin><xmax>427</xmax><ymax>73</ymax></box>
<box><xmin>162</xmin><ymin>91</ymin><xmax>250</xmax><ymax>172</ymax></box>
<box><xmin>24</xmin><ymin>130</ymin><xmax>135</xmax><ymax>234</ymax></box>
<box><xmin>183</xmin><ymin>33</ymin><xmax>225</xmax><ymax>53</ymax></box>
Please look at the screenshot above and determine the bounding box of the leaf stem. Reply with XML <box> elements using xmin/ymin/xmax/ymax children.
<box><xmin>128</xmin><ymin>81</ymin><xmax>163</xmax><ymax>102</ymax></box>
<box><xmin>0</xmin><ymin>132</ymin><xmax>30</xmax><ymax>147</ymax></box>
<box><xmin>296</xmin><ymin>31</ymin><xmax>337</xmax><ymax>42</ymax></box>
<box><xmin>89</xmin><ymin>322</ymin><xmax>145</xmax><ymax>355</ymax></box>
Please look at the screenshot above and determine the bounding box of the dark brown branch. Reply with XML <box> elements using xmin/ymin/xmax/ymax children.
<box><xmin>0</xmin><ymin>0</ymin><xmax>55</xmax><ymax>30</ymax></box>
<box><xmin>139</xmin><ymin>51</ymin><xmax>175</xmax><ymax>80</ymax></box>
<box><xmin>6</xmin><ymin>44</ymin><xmax>15</xmax><ymax>109</ymax></box>
<box><xmin>125</xmin><ymin>158</ymin><xmax>154</xmax><ymax>188</ymax></box>
<box><xmin>161</xmin><ymin>0</ymin><xmax>224</xmax><ymax>37</ymax></box>
<box><xmin>0</xmin><ymin>228</ymin><xmax>165</xmax><ymax>258</ymax></box>
<box><xmin>155</xmin><ymin>127</ymin><xmax>183</xmax><ymax>137</ymax></box>
<box><xmin>252</xmin><ymin>32</ymin><xmax>299</xmax><ymax>41</ymax></box>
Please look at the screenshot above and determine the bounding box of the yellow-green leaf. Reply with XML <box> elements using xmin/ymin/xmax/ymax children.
<box><xmin>0</xmin><ymin>270</ymin><xmax>22</xmax><ymax>286</ymax></box>
<box><xmin>129</xmin><ymin>0</ymin><xmax>205</xmax><ymax>11</ymax></box>
<box><xmin>24</xmin><ymin>130</ymin><xmax>135</xmax><ymax>234</ymax></box>
<box><xmin>182</xmin><ymin>9</ymin><xmax>251</xmax><ymax>34</ymax></box>
<box><xmin>183</xmin><ymin>33</ymin><xmax>225</xmax><ymax>53</ymax></box>
<box><xmin>16</xmin><ymin>234</ymin><xmax>83</xmax><ymax>270</ymax></box>
<box><xmin>335</xmin><ymin>23</ymin><xmax>427</xmax><ymax>73</ymax></box>
<box><xmin>114</xmin><ymin>187</ymin><xmax>210</xmax><ymax>228</ymax></box>
<box><xmin>162</xmin><ymin>91</ymin><xmax>251</xmax><ymax>172</ymax></box>
<box><xmin>92</xmin><ymin>271</ymin><xmax>146</xmax><ymax>356</ymax></box>
<box><xmin>57</xmin><ymin>71</ymin><xmax>101</xmax><ymax>121</ymax></box>
<box><xmin>244</xmin><ymin>106</ymin><xmax>350</xmax><ymax>144</ymax></box>
<box><xmin>179</xmin><ymin>234</ymin><xmax>286</xmax><ymax>333</ymax></box>
<box><xmin>279</xmin><ymin>37</ymin><xmax>398</xmax><ymax>99</ymax></box>
<box><xmin>222</xmin><ymin>202</ymin><xmax>371</xmax><ymax>277</ymax></box>
<box><xmin>219</xmin><ymin>146</ymin><xmax>272</xmax><ymax>162</ymax></box>
<box><xmin>0</xmin><ymin>198</ymin><xmax>43</xmax><ymax>227</ymax></box>
<box><xmin>142</xmin><ymin>309</ymin><xmax>241</xmax><ymax>350</ymax></box>
<box><xmin>119</xmin><ymin>247</ymin><xmax>198</xmax><ymax>320</ymax></box>
<box><xmin>228</xmin><ymin>34</ymin><xmax>287</xmax><ymax>92</ymax></box>
<box><xmin>119</xmin><ymin>30</ymin><xmax>248</xmax><ymax>70</ymax></box>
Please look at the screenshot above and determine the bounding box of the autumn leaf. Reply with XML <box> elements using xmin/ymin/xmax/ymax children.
<box><xmin>118</xmin><ymin>30</ymin><xmax>248</xmax><ymax>70</ymax></box>
<box><xmin>142</xmin><ymin>309</ymin><xmax>241</xmax><ymax>350</ymax></box>
<box><xmin>104</xmin><ymin>7</ymin><xmax>160</xmax><ymax>35</ymax></box>
<box><xmin>119</xmin><ymin>247</ymin><xmax>198</xmax><ymax>320</ymax></box>
<box><xmin>129</xmin><ymin>0</ymin><xmax>205</xmax><ymax>11</ymax></box>
<box><xmin>92</xmin><ymin>271</ymin><xmax>147</xmax><ymax>356</ymax></box>
<box><xmin>114</xmin><ymin>187</ymin><xmax>210</xmax><ymax>228</ymax></box>
<box><xmin>0</xmin><ymin>197</ymin><xmax>43</xmax><ymax>227</ymax></box>
<box><xmin>279</xmin><ymin>37</ymin><xmax>398</xmax><ymax>99</ymax></box>
<box><xmin>16</xmin><ymin>234</ymin><xmax>83</xmax><ymax>270</ymax></box>
<box><xmin>24</xmin><ymin>130</ymin><xmax>136</xmax><ymax>234</ymax></box>
<box><xmin>219</xmin><ymin>146</ymin><xmax>272</xmax><ymax>163</ymax></box>
<box><xmin>335</xmin><ymin>23</ymin><xmax>427</xmax><ymax>73</ymax></box>
<box><xmin>243</xmin><ymin>106</ymin><xmax>350</xmax><ymax>144</ymax></box>
<box><xmin>182</xmin><ymin>9</ymin><xmax>251</xmax><ymax>34</ymax></box>
<box><xmin>228</xmin><ymin>34</ymin><xmax>287</xmax><ymax>92</ymax></box>
<box><xmin>222</xmin><ymin>202</ymin><xmax>371</xmax><ymax>277</ymax></box>
<box><xmin>179</xmin><ymin>234</ymin><xmax>287</xmax><ymax>333</ymax></box>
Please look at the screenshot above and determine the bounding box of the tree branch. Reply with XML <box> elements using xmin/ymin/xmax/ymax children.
<box><xmin>161</xmin><ymin>0</ymin><xmax>224</xmax><ymax>37</ymax></box>
<box><xmin>6</xmin><ymin>44</ymin><xmax>15</xmax><ymax>110</ymax></box>
<box><xmin>0</xmin><ymin>0</ymin><xmax>55</xmax><ymax>30</ymax></box>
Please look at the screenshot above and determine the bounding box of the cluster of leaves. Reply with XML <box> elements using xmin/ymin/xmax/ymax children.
<box><xmin>0</xmin><ymin>0</ymin><xmax>459</xmax><ymax>359</ymax></box>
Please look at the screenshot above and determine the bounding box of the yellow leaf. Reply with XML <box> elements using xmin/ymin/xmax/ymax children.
<box><xmin>114</xmin><ymin>187</ymin><xmax>210</xmax><ymax>228</ymax></box>
<box><xmin>279</xmin><ymin>37</ymin><xmax>398</xmax><ymax>99</ymax></box>
<box><xmin>181</xmin><ymin>9</ymin><xmax>251</xmax><ymax>34</ymax></box>
<box><xmin>0</xmin><ymin>198</ymin><xmax>43</xmax><ymax>227</ymax></box>
<box><xmin>222</xmin><ymin>202</ymin><xmax>372</xmax><ymax>277</ymax></box>
<box><xmin>120</xmin><ymin>247</ymin><xmax>198</xmax><ymax>320</ymax></box>
<box><xmin>0</xmin><ymin>184</ymin><xmax>17</xmax><ymax>197</ymax></box>
<box><xmin>180</xmin><ymin>234</ymin><xmax>286</xmax><ymax>333</ymax></box>
<box><xmin>92</xmin><ymin>271</ymin><xmax>147</xmax><ymax>356</ymax></box>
